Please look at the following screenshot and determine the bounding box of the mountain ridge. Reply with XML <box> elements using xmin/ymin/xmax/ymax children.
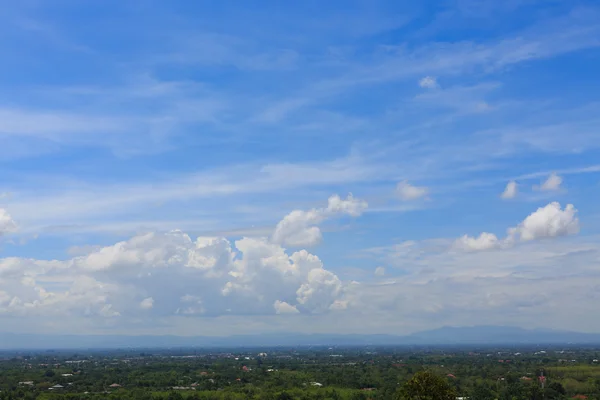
<box><xmin>2</xmin><ymin>326</ymin><xmax>599</xmax><ymax>349</ymax></box>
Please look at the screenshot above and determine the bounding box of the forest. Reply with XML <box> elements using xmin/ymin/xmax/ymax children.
<box><xmin>1</xmin><ymin>345</ymin><xmax>600</xmax><ymax>399</ymax></box>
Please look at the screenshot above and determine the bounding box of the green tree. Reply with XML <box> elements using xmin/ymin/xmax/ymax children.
<box><xmin>500</xmin><ymin>382</ymin><xmax>524</xmax><ymax>400</ymax></box>
<box><xmin>549</xmin><ymin>382</ymin><xmax>566</xmax><ymax>396</ymax></box>
<box><xmin>276</xmin><ymin>392</ymin><xmax>294</xmax><ymax>400</ymax></box>
<box><xmin>395</xmin><ymin>371</ymin><xmax>458</xmax><ymax>400</ymax></box>
<box><xmin>546</xmin><ymin>382</ymin><xmax>567</xmax><ymax>400</ymax></box>
<box><xmin>166</xmin><ymin>391</ymin><xmax>184</xmax><ymax>400</ymax></box>
<box><xmin>471</xmin><ymin>384</ymin><xmax>496</xmax><ymax>400</ymax></box>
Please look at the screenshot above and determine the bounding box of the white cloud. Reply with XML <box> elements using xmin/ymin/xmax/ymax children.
<box><xmin>0</xmin><ymin>209</ymin><xmax>17</xmax><ymax>236</ymax></box>
<box><xmin>501</xmin><ymin>181</ymin><xmax>518</xmax><ymax>199</ymax></box>
<box><xmin>538</xmin><ymin>173</ymin><xmax>563</xmax><ymax>191</ymax></box>
<box><xmin>224</xmin><ymin>241</ymin><xmax>343</xmax><ymax>314</ymax></box>
<box><xmin>508</xmin><ymin>202</ymin><xmax>579</xmax><ymax>242</ymax></box>
<box><xmin>72</xmin><ymin>231</ymin><xmax>201</xmax><ymax>272</ymax></box>
<box><xmin>0</xmin><ymin>198</ymin><xmax>594</xmax><ymax>334</ymax></box>
<box><xmin>7</xmin><ymin>156</ymin><xmax>381</xmax><ymax>235</ymax></box>
<box><xmin>395</xmin><ymin>181</ymin><xmax>428</xmax><ymax>201</ymax></box>
<box><xmin>272</xmin><ymin>194</ymin><xmax>367</xmax><ymax>247</ymax></box>
<box><xmin>177</xmin><ymin>295</ymin><xmax>205</xmax><ymax>315</ymax></box>
<box><xmin>0</xmin><ymin>108</ymin><xmax>127</xmax><ymax>140</ymax></box>
<box><xmin>453</xmin><ymin>232</ymin><xmax>501</xmax><ymax>252</ymax></box>
<box><xmin>351</xmin><ymin>230</ymin><xmax>600</xmax><ymax>330</ymax></box>
<box><xmin>419</xmin><ymin>76</ymin><xmax>438</xmax><ymax>89</ymax></box>
<box><xmin>0</xmin><ymin>230</ymin><xmax>345</xmax><ymax>320</ymax></box>
<box><xmin>271</xmin><ymin>210</ymin><xmax>323</xmax><ymax>247</ymax></box>
<box><xmin>140</xmin><ymin>297</ymin><xmax>154</xmax><ymax>310</ymax></box>
<box><xmin>0</xmin><ymin>194</ymin><xmax>364</xmax><ymax>324</ymax></box>
<box><xmin>273</xmin><ymin>300</ymin><xmax>299</xmax><ymax>314</ymax></box>
<box><xmin>374</xmin><ymin>266</ymin><xmax>386</xmax><ymax>276</ymax></box>
<box><xmin>296</xmin><ymin>267</ymin><xmax>342</xmax><ymax>313</ymax></box>
<box><xmin>67</xmin><ymin>245</ymin><xmax>103</xmax><ymax>257</ymax></box>
<box><xmin>0</xmin><ymin>271</ymin><xmax>122</xmax><ymax>319</ymax></box>
<box><xmin>325</xmin><ymin>194</ymin><xmax>367</xmax><ymax>217</ymax></box>
<box><xmin>413</xmin><ymin>82</ymin><xmax>498</xmax><ymax>116</ymax></box>
<box><xmin>453</xmin><ymin>202</ymin><xmax>579</xmax><ymax>253</ymax></box>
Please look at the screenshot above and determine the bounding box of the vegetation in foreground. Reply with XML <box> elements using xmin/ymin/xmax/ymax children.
<box><xmin>1</xmin><ymin>346</ymin><xmax>600</xmax><ymax>399</ymax></box>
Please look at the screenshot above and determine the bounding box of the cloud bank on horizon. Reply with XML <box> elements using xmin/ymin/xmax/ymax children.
<box><xmin>1</xmin><ymin>0</ymin><xmax>600</xmax><ymax>336</ymax></box>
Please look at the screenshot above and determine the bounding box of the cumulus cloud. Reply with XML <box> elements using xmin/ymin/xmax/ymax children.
<box><xmin>501</xmin><ymin>181</ymin><xmax>518</xmax><ymax>199</ymax></box>
<box><xmin>326</xmin><ymin>194</ymin><xmax>367</xmax><ymax>216</ymax></box>
<box><xmin>508</xmin><ymin>202</ymin><xmax>579</xmax><ymax>242</ymax></box>
<box><xmin>272</xmin><ymin>194</ymin><xmax>367</xmax><ymax>247</ymax></box>
<box><xmin>140</xmin><ymin>297</ymin><xmax>154</xmax><ymax>309</ymax></box>
<box><xmin>454</xmin><ymin>202</ymin><xmax>579</xmax><ymax>253</ymax></box>
<box><xmin>538</xmin><ymin>172</ymin><xmax>563</xmax><ymax>191</ymax></box>
<box><xmin>271</xmin><ymin>210</ymin><xmax>323</xmax><ymax>247</ymax></box>
<box><xmin>274</xmin><ymin>300</ymin><xmax>299</xmax><ymax>314</ymax></box>
<box><xmin>0</xmin><ymin>209</ymin><xmax>17</xmax><ymax>236</ymax></box>
<box><xmin>72</xmin><ymin>232</ymin><xmax>234</xmax><ymax>277</ymax></box>
<box><xmin>0</xmin><ymin>270</ymin><xmax>122</xmax><ymax>319</ymax></box>
<box><xmin>396</xmin><ymin>181</ymin><xmax>428</xmax><ymax>201</ymax></box>
<box><xmin>419</xmin><ymin>76</ymin><xmax>438</xmax><ymax>89</ymax></box>
<box><xmin>453</xmin><ymin>232</ymin><xmax>501</xmax><ymax>252</ymax></box>
<box><xmin>0</xmin><ymin>191</ymin><xmax>585</xmax><ymax>334</ymax></box>
<box><xmin>222</xmin><ymin>242</ymin><xmax>343</xmax><ymax>314</ymax></box>
<box><xmin>0</xmin><ymin>199</ymin><xmax>352</xmax><ymax>321</ymax></box>
<box><xmin>296</xmin><ymin>267</ymin><xmax>342</xmax><ymax>313</ymax></box>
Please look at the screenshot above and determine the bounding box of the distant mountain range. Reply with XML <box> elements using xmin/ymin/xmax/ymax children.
<box><xmin>2</xmin><ymin>326</ymin><xmax>600</xmax><ymax>350</ymax></box>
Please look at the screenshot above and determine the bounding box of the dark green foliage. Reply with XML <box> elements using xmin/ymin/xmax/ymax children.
<box><xmin>395</xmin><ymin>370</ymin><xmax>457</xmax><ymax>400</ymax></box>
<box><xmin>471</xmin><ymin>383</ymin><xmax>495</xmax><ymax>400</ymax></box>
<box><xmin>549</xmin><ymin>381</ymin><xmax>567</xmax><ymax>395</ymax></box>
<box><xmin>1</xmin><ymin>347</ymin><xmax>600</xmax><ymax>399</ymax></box>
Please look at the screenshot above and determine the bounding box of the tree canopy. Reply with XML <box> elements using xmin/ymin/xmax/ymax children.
<box><xmin>396</xmin><ymin>371</ymin><xmax>458</xmax><ymax>400</ymax></box>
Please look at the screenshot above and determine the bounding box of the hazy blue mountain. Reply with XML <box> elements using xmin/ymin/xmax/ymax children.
<box><xmin>2</xmin><ymin>326</ymin><xmax>600</xmax><ymax>349</ymax></box>
<box><xmin>402</xmin><ymin>326</ymin><xmax>600</xmax><ymax>345</ymax></box>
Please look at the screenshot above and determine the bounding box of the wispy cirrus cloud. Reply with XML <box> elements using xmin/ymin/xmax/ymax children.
<box><xmin>2</xmin><ymin>155</ymin><xmax>388</xmax><ymax>234</ymax></box>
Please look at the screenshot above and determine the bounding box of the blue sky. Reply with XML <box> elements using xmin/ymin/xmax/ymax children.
<box><xmin>1</xmin><ymin>0</ymin><xmax>600</xmax><ymax>336</ymax></box>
